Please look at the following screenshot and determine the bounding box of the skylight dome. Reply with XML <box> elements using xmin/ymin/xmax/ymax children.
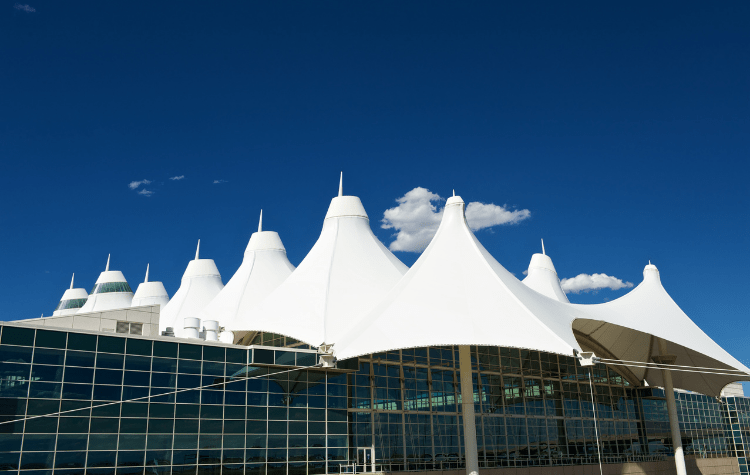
<box><xmin>78</xmin><ymin>255</ymin><xmax>134</xmax><ymax>313</ymax></box>
<box><xmin>131</xmin><ymin>264</ymin><xmax>170</xmax><ymax>309</ymax></box>
<box><xmin>52</xmin><ymin>274</ymin><xmax>89</xmax><ymax>316</ymax></box>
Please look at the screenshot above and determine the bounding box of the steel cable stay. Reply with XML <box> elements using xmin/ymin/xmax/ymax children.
<box><xmin>596</xmin><ymin>358</ymin><xmax>748</xmax><ymax>374</ymax></box>
<box><xmin>587</xmin><ymin>368</ymin><xmax>604</xmax><ymax>475</ymax></box>
<box><xmin>0</xmin><ymin>363</ymin><xmax>322</xmax><ymax>427</ymax></box>
<box><xmin>599</xmin><ymin>362</ymin><xmax>750</xmax><ymax>378</ymax></box>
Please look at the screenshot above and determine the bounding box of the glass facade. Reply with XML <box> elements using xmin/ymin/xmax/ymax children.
<box><xmin>0</xmin><ymin>324</ymin><xmax>748</xmax><ymax>475</ymax></box>
<box><xmin>90</xmin><ymin>283</ymin><xmax>133</xmax><ymax>295</ymax></box>
<box><xmin>53</xmin><ymin>300</ymin><xmax>88</xmax><ymax>312</ymax></box>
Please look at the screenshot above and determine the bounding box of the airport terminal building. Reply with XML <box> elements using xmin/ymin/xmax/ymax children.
<box><xmin>3</xmin><ymin>182</ymin><xmax>749</xmax><ymax>475</ymax></box>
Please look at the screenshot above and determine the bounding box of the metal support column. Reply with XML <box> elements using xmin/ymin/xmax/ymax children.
<box><xmin>458</xmin><ymin>345</ymin><xmax>479</xmax><ymax>475</ymax></box>
<box><xmin>654</xmin><ymin>338</ymin><xmax>687</xmax><ymax>475</ymax></box>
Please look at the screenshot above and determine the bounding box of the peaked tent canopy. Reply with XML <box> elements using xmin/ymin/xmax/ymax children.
<box><xmin>159</xmin><ymin>241</ymin><xmax>224</xmax><ymax>337</ymax></box>
<box><xmin>131</xmin><ymin>264</ymin><xmax>170</xmax><ymax>309</ymax></box>
<box><xmin>53</xmin><ymin>274</ymin><xmax>89</xmax><ymax>316</ymax></box>
<box><xmin>522</xmin><ymin>242</ymin><xmax>569</xmax><ymax>303</ymax></box>
<box><xmin>233</xmin><ymin>179</ymin><xmax>408</xmax><ymax>346</ymax></box>
<box><xmin>204</xmin><ymin>211</ymin><xmax>295</xmax><ymax>330</ymax></box>
<box><xmin>335</xmin><ymin>195</ymin><xmax>589</xmax><ymax>361</ymax></box>
<box><xmin>572</xmin><ymin>263</ymin><xmax>750</xmax><ymax>397</ymax></box>
<box><xmin>78</xmin><ymin>255</ymin><xmax>134</xmax><ymax>313</ymax></box>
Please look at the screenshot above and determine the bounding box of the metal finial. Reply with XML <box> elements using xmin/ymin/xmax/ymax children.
<box><xmin>195</xmin><ymin>240</ymin><xmax>200</xmax><ymax>260</ymax></box>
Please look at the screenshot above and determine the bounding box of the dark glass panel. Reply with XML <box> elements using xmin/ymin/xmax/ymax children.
<box><xmin>247</xmin><ymin>406</ymin><xmax>267</xmax><ymax>420</ymax></box>
<box><xmin>0</xmin><ymin>398</ymin><xmax>25</xmax><ymax>416</ymax></box>
<box><xmin>268</xmin><ymin>407</ymin><xmax>286</xmax><ymax>420</ymax></box>
<box><xmin>149</xmin><ymin>403</ymin><xmax>175</xmax><ymax>418</ymax></box>
<box><xmin>0</xmin><ymin>433</ymin><xmax>22</xmax><ymax>451</ymax></box>
<box><xmin>64</xmin><ymin>367</ymin><xmax>94</xmax><ymax>384</ymax></box>
<box><xmin>67</xmin><ymin>332</ymin><xmax>97</xmax><ymax>351</ymax></box>
<box><xmin>98</xmin><ymin>336</ymin><xmax>125</xmax><ymax>354</ymax></box>
<box><xmin>146</xmin><ymin>434</ymin><xmax>173</xmax><ymax>450</ymax></box>
<box><xmin>151</xmin><ymin>372</ymin><xmax>177</xmax><ymax>388</ymax></box>
<box><xmin>224</xmin><ymin>391</ymin><xmax>246</xmax><ymax>406</ymax></box>
<box><xmin>153</xmin><ymin>341</ymin><xmax>178</xmax><ymax>358</ymax></box>
<box><xmin>31</xmin><ymin>364</ymin><xmax>63</xmax><ymax>382</ymax></box>
<box><xmin>178</xmin><ymin>360</ymin><xmax>201</xmax><ymax>375</ymax></box>
<box><xmin>116</xmin><ymin>467</ymin><xmax>144</xmax><ymax>475</ymax></box>
<box><xmin>174</xmin><ymin>436</ymin><xmax>199</xmax><ymax>451</ymax></box>
<box><xmin>91</xmin><ymin>403</ymin><xmax>120</xmax><ymax>417</ymax></box>
<box><xmin>268</xmin><ymin>421</ymin><xmax>286</xmax><ymax>434</ymax></box>
<box><xmin>0</xmin><ymin>327</ymin><xmax>35</xmax><ymax>347</ymax></box>
<box><xmin>22</xmin><ymin>433</ymin><xmax>56</xmax><ymax>451</ymax></box>
<box><xmin>93</xmin><ymin>385</ymin><xmax>122</xmax><ymax>401</ymax></box>
<box><xmin>125</xmin><ymin>339</ymin><xmax>151</xmax><ymax>356</ymax></box>
<box><xmin>87</xmin><ymin>468</ymin><xmax>116</xmax><ymax>475</ymax></box>
<box><xmin>247</xmin><ymin>392</ymin><xmax>267</xmax><ymax>406</ymax></box>
<box><xmin>175</xmin><ymin>419</ymin><xmax>199</xmax><ymax>434</ymax></box>
<box><xmin>56</xmin><ymin>433</ymin><xmax>87</xmax><ymax>450</ymax></box>
<box><xmin>95</xmin><ymin>369</ymin><xmax>123</xmax><ymax>385</ymax></box>
<box><xmin>121</xmin><ymin>402</ymin><xmax>148</xmax><ymax>418</ymax></box>
<box><xmin>118</xmin><ymin>434</ymin><xmax>146</xmax><ymax>450</ymax></box>
<box><xmin>179</xmin><ymin>344</ymin><xmax>202</xmax><ymax>361</ymax></box>
<box><xmin>20</xmin><ymin>452</ymin><xmax>54</xmax><ymax>470</ymax></box>
<box><xmin>296</xmin><ymin>352</ymin><xmax>317</xmax><ymax>367</ymax></box>
<box><xmin>0</xmin><ymin>345</ymin><xmax>32</xmax><ymax>363</ymax></box>
<box><xmin>65</xmin><ymin>351</ymin><xmax>95</xmax><ymax>368</ymax></box>
<box><xmin>226</xmin><ymin>348</ymin><xmax>246</xmax><ymax>364</ymax></box>
<box><xmin>124</xmin><ymin>355</ymin><xmax>151</xmax><ymax>372</ymax></box>
<box><xmin>200</xmin><ymin>405</ymin><xmax>223</xmax><ymax>419</ymax></box>
<box><xmin>24</xmin><ymin>416</ymin><xmax>58</xmax><ymax>433</ymax></box>
<box><xmin>148</xmin><ymin>418</ymin><xmax>174</xmax><ymax>434</ymax></box>
<box><xmin>54</xmin><ymin>451</ymin><xmax>86</xmax><ymax>469</ymax></box>
<box><xmin>96</xmin><ymin>353</ymin><xmax>124</xmax><ymax>370</ymax></box>
<box><xmin>199</xmin><ymin>420</ymin><xmax>222</xmax><ymax>434</ymax></box>
<box><xmin>175</xmin><ymin>404</ymin><xmax>200</xmax><ymax>418</ymax></box>
<box><xmin>26</xmin><ymin>399</ymin><xmax>58</xmax><ymax>416</ymax></box>
<box><xmin>246</xmin><ymin>420</ymin><xmax>266</xmax><ymax>434</ymax></box>
<box><xmin>120</xmin><ymin>418</ymin><xmax>147</xmax><ymax>433</ymax></box>
<box><xmin>90</xmin><ymin>418</ymin><xmax>120</xmax><ymax>433</ymax></box>
<box><xmin>123</xmin><ymin>371</ymin><xmax>151</xmax><ymax>387</ymax></box>
<box><xmin>198</xmin><ymin>448</ymin><xmax>221</xmax><ymax>463</ymax></box>
<box><xmin>245</xmin><ymin>449</ymin><xmax>266</xmax><ymax>463</ymax></box>
<box><xmin>152</xmin><ymin>358</ymin><xmax>178</xmax><ymax>374</ymax></box>
<box><xmin>33</xmin><ymin>348</ymin><xmax>65</xmax><ymax>366</ymax></box>
<box><xmin>58</xmin><ymin>417</ymin><xmax>89</xmax><ymax>433</ymax></box>
<box><xmin>253</xmin><ymin>349</ymin><xmax>274</xmax><ymax>365</ymax></box>
<box><xmin>87</xmin><ymin>451</ymin><xmax>116</xmax><ymax>468</ymax></box>
<box><xmin>202</xmin><ymin>361</ymin><xmax>224</xmax><ymax>376</ymax></box>
<box><xmin>201</xmin><ymin>390</ymin><xmax>223</xmax><ymax>405</ymax></box>
<box><xmin>202</xmin><ymin>346</ymin><xmax>224</xmax><ymax>362</ymax></box>
<box><xmin>172</xmin><ymin>464</ymin><xmax>197</xmax><ymax>475</ymax></box>
<box><xmin>224</xmin><ymin>405</ymin><xmax>245</xmax><ymax>419</ymax></box>
<box><xmin>274</xmin><ymin>351</ymin><xmax>295</xmax><ymax>366</ymax></box>
<box><xmin>87</xmin><ymin>434</ymin><xmax>118</xmax><ymax>450</ymax></box>
<box><xmin>178</xmin><ymin>374</ymin><xmax>200</xmax><ymax>389</ymax></box>
<box><xmin>122</xmin><ymin>386</ymin><xmax>149</xmax><ymax>401</ymax></box>
<box><xmin>35</xmin><ymin>330</ymin><xmax>66</xmax><ymax>349</ymax></box>
<box><xmin>145</xmin><ymin>450</ymin><xmax>171</xmax><ymax>466</ymax></box>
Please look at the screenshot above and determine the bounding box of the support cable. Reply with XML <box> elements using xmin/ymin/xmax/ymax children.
<box><xmin>0</xmin><ymin>364</ymin><xmax>321</xmax><ymax>427</ymax></box>
<box><xmin>597</xmin><ymin>358</ymin><xmax>748</xmax><ymax>374</ymax></box>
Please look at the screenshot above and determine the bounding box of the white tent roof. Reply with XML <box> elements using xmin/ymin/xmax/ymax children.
<box><xmin>131</xmin><ymin>264</ymin><xmax>170</xmax><ymax>309</ymax></box>
<box><xmin>204</xmin><ymin>211</ymin><xmax>295</xmax><ymax>329</ymax></box>
<box><xmin>78</xmin><ymin>255</ymin><xmax>133</xmax><ymax>313</ymax></box>
<box><xmin>53</xmin><ymin>274</ymin><xmax>89</xmax><ymax>316</ymax></box>
<box><xmin>572</xmin><ymin>263</ymin><xmax>750</xmax><ymax>397</ymax></box>
<box><xmin>522</xmin><ymin>243</ymin><xmax>569</xmax><ymax>303</ymax></box>
<box><xmin>159</xmin><ymin>241</ymin><xmax>224</xmax><ymax>336</ymax></box>
<box><xmin>335</xmin><ymin>195</ymin><xmax>588</xmax><ymax>360</ymax></box>
<box><xmin>235</xmin><ymin>182</ymin><xmax>408</xmax><ymax>346</ymax></box>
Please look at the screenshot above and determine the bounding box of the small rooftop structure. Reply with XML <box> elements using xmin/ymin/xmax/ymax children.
<box><xmin>78</xmin><ymin>255</ymin><xmax>133</xmax><ymax>313</ymax></box>
<box><xmin>131</xmin><ymin>264</ymin><xmax>170</xmax><ymax>310</ymax></box>
<box><xmin>52</xmin><ymin>274</ymin><xmax>89</xmax><ymax>316</ymax></box>
<box><xmin>521</xmin><ymin>239</ymin><xmax>569</xmax><ymax>303</ymax></box>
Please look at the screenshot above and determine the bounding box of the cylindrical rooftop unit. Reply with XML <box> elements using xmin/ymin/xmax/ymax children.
<box><xmin>203</xmin><ymin>320</ymin><xmax>219</xmax><ymax>341</ymax></box>
<box><xmin>183</xmin><ymin>317</ymin><xmax>201</xmax><ymax>339</ymax></box>
<box><xmin>78</xmin><ymin>255</ymin><xmax>134</xmax><ymax>313</ymax></box>
<box><xmin>53</xmin><ymin>274</ymin><xmax>89</xmax><ymax>316</ymax></box>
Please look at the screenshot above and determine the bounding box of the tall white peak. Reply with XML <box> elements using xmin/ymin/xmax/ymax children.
<box><xmin>522</xmin><ymin>242</ymin><xmax>569</xmax><ymax>303</ymax></box>
<box><xmin>203</xmin><ymin>211</ymin><xmax>295</xmax><ymax>332</ymax></box>
<box><xmin>230</xmin><ymin>178</ymin><xmax>408</xmax><ymax>346</ymax></box>
<box><xmin>159</xmin><ymin>243</ymin><xmax>224</xmax><ymax>337</ymax></box>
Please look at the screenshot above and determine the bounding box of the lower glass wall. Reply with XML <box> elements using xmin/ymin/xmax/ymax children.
<box><xmin>0</xmin><ymin>324</ymin><xmax>748</xmax><ymax>475</ymax></box>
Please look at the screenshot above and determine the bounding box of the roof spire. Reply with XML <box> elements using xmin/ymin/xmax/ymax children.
<box><xmin>649</xmin><ymin>259</ymin><xmax>651</xmax><ymax>265</ymax></box>
<box><xmin>541</xmin><ymin>239</ymin><xmax>545</xmax><ymax>255</ymax></box>
<box><xmin>105</xmin><ymin>254</ymin><xmax>110</xmax><ymax>272</ymax></box>
<box><xmin>70</xmin><ymin>273</ymin><xmax>75</xmax><ymax>289</ymax></box>
<box><xmin>338</xmin><ymin>172</ymin><xmax>343</xmax><ymax>197</ymax></box>
<box><xmin>195</xmin><ymin>240</ymin><xmax>200</xmax><ymax>260</ymax></box>
<box><xmin>144</xmin><ymin>264</ymin><xmax>150</xmax><ymax>283</ymax></box>
<box><xmin>453</xmin><ymin>189</ymin><xmax>455</xmax><ymax>197</ymax></box>
<box><xmin>258</xmin><ymin>210</ymin><xmax>263</xmax><ymax>233</ymax></box>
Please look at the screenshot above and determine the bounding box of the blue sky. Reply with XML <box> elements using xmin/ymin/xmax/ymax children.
<box><xmin>2</xmin><ymin>2</ymin><xmax>748</xmax><ymax>379</ymax></box>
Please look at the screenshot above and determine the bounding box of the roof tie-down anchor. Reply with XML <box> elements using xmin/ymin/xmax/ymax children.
<box><xmin>574</xmin><ymin>349</ymin><xmax>600</xmax><ymax>367</ymax></box>
<box><xmin>318</xmin><ymin>343</ymin><xmax>337</xmax><ymax>368</ymax></box>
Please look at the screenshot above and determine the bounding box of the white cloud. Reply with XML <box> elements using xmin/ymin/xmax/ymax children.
<box><xmin>560</xmin><ymin>273</ymin><xmax>634</xmax><ymax>294</ymax></box>
<box><xmin>170</xmin><ymin>175</ymin><xmax>185</xmax><ymax>181</ymax></box>
<box><xmin>213</xmin><ymin>179</ymin><xmax>227</xmax><ymax>184</ymax></box>
<box><xmin>137</xmin><ymin>189</ymin><xmax>154</xmax><ymax>197</ymax></box>
<box><xmin>14</xmin><ymin>4</ymin><xmax>35</xmax><ymax>12</ymax></box>
<box><xmin>382</xmin><ymin>187</ymin><xmax>531</xmax><ymax>252</ymax></box>
<box><xmin>128</xmin><ymin>179</ymin><xmax>152</xmax><ymax>190</ymax></box>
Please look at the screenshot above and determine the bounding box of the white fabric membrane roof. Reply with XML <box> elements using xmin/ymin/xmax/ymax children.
<box><xmin>522</xmin><ymin>244</ymin><xmax>569</xmax><ymax>303</ymax></box>
<box><xmin>335</xmin><ymin>195</ymin><xmax>590</xmax><ymax>360</ymax></box>
<box><xmin>572</xmin><ymin>263</ymin><xmax>750</xmax><ymax>397</ymax></box>
<box><xmin>232</xmin><ymin>184</ymin><xmax>408</xmax><ymax>346</ymax></box>
<box><xmin>131</xmin><ymin>264</ymin><xmax>170</xmax><ymax>309</ymax></box>
<box><xmin>159</xmin><ymin>241</ymin><xmax>224</xmax><ymax>336</ymax></box>
<box><xmin>204</xmin><ymin>211</ymin><xmax>295</xmax><ymax>330</ymax></box>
